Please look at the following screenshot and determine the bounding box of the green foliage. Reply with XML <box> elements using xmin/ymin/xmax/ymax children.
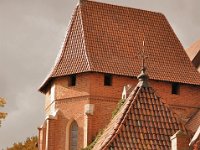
<box><xmin>111</xmin><ymin>98</ymin><xmax>125</xmax><ymax>118</ymax></box>
<box><xmin>82</xmin><ymin>98</ymin><xmax>125</xmax><ymax>150</ymax></box>
<box><xmin>0</xmin><ymin>98</ymin><xmax>7</xmax><ymax>126</ymax></box>
<box><xmin>82</xmin><ymin>130</ymin><xmax>103</xmax><ymax>150</ymax></box>
<box><xmin>7</xmin><ymin>136</ymin><xmax>38</xmax><ymax>150</ymax></box>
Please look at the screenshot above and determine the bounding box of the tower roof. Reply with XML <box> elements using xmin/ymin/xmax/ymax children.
<box><xmin>92</xmin><ymin>72</ymin><xmax>186</xmax><ymax>150</ymax></box>
<box><xmin>39</xmin><ymin>0</ymin><xmax>200</xmax><ymax>93</ymax></box>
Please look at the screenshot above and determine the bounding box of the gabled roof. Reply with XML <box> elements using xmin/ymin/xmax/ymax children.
<box><xmin>39</xmin><ymin>0</ymin><xmax>200</xmax><ymax>92</ymax></box>
<box><xmin>92</xmin><ymin>70</ymin><xmax>185</xmax><ymax>150</ymax></box>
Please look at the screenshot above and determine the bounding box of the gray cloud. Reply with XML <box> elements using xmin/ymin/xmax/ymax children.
<box><xmin>0</xmin><ymin>0</ymin><xmax>199</xmax><ymax>148</ymax></box>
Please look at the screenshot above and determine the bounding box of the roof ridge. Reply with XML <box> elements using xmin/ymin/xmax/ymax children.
<box><xmin>105</xmin><ymin>86</ymin><xmax>142</xmax><ymax>148</ymax></box>
<box><xmin>82</xmin><ymin>0</ymin><xmax>164</xmax><ymax>16</ymax></box>
<box><xmin>98</xmin><ymin>86</ymin><xmax>141</xmax><ymax>149</ymax></box>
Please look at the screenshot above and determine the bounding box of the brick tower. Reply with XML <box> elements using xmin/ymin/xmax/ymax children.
<box><xmin>38</xmin><ymin>1</ymin><xmax>200</xmax><ymax>150</ymax></box>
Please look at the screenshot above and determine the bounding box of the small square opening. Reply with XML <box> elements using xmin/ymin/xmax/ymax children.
<box><xmin>171</xmin><ymin>82</ymin><xmax>180</xmax><ymax>95</ymax></box>
<box><xmin>104</xmin><ymin>74</ymin><xmax>112</xmax><ymax>86</ymax></box>
<box><xmin>69</xmin><ymin>74</ymin><xmax>76</xmax><ymax>86</ymax></box>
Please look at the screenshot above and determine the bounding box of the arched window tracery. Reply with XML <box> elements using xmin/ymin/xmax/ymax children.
<box><xmin>69</xmin><ymin>120</ymin><xmax>78</xmax><ymax>150</ymax></box>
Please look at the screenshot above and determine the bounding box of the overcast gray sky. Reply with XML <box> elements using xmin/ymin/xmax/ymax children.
<box><xmin>0</xmin><ymin>0</ymin><xmax>199</xmax><ymax>148</ymax></box>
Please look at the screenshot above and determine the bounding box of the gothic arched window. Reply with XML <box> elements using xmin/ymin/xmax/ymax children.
<box><xmin>69</xmin><ymin>121</ymin><xmax>78</xmax><ymax>150</ymax></box>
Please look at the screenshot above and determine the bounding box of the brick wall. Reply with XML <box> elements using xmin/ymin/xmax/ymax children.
<box><xmin>151</xmin><ymin>80</ymin><xmax>200</xmax><ymax>122</ymax></box>
<box><xmin>40</xmin><ymin>72</ymin><xmax>200</xmax><ymax>149</ymax></box>
<box><xmin>55</xmin><ymin>99</ymin><xmax>89</xmax><ymax>150</ymax></box>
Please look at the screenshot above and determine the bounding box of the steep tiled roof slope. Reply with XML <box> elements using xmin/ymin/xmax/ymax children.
<box><xmin>50</xmin><ymin>6</ymin><xmax>90</xmax><ymax>77</ymax></box>
<box><xmin>39</xmin><ymin>0</ymin><xmax>200</xmax><ymax>92</ymax></box>
<box><xmin>92</xmin><ymin>79</ymin><xmax>185</xmax><ymax>149</ymax></box>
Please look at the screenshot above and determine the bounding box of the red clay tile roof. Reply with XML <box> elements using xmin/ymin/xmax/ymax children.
<box><xmin>187</xmin><ymin>39</ymin><xmax>200</xmax><ymax>61</ymax></box>
<box><xmin>186</xmin><ymin>110</ymin><xmax>200</xmax><ymax>134</ymax></box>
<box><xmin>92</xmin><ymin>78</ymin><xmax>185</xmax><ymax>150</ymax></box>
<box><xmin>39</xmin><ymin>0</ymin><xmax>200</xmax><ymax>92</ymax></box>
<box><xmin>186</xmin><ymin>39</ymin><xmax>200</xmax><ymax>69</ymax></box>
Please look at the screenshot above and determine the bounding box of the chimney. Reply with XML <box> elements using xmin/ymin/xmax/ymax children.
<box><xmin>171</xmin><ymin>130</ymin><xmax>190</xmax><ymax>150</ymax></box>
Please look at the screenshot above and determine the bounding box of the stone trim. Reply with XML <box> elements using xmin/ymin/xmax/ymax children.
<box><xmin>54</xmin><ymin>96</ymin><xmax>120</xmax><ymax>104</ymax></box>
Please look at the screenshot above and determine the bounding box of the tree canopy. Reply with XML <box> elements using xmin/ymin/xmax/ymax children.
<box><xmin>7</xmin><ymin>136</ymin><xmax>38</xmax><ymax>150</ymax></box>
<box><xmin>0</xmin><ymin>97</ymin><xmax>7</xmax><ymax>126</ymax></box>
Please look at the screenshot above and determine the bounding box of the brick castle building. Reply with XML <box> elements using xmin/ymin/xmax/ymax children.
<box><xmin>38</xmin><ymin>1</ymin><xmax>200</xmax><ymax>149</ymax></box>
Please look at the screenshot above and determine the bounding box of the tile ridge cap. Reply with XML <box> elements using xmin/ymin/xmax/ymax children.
<box><xmin>101</xmin><ymin>86</ymin><xmax>142</xmax><ymax>149</ymax></box>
